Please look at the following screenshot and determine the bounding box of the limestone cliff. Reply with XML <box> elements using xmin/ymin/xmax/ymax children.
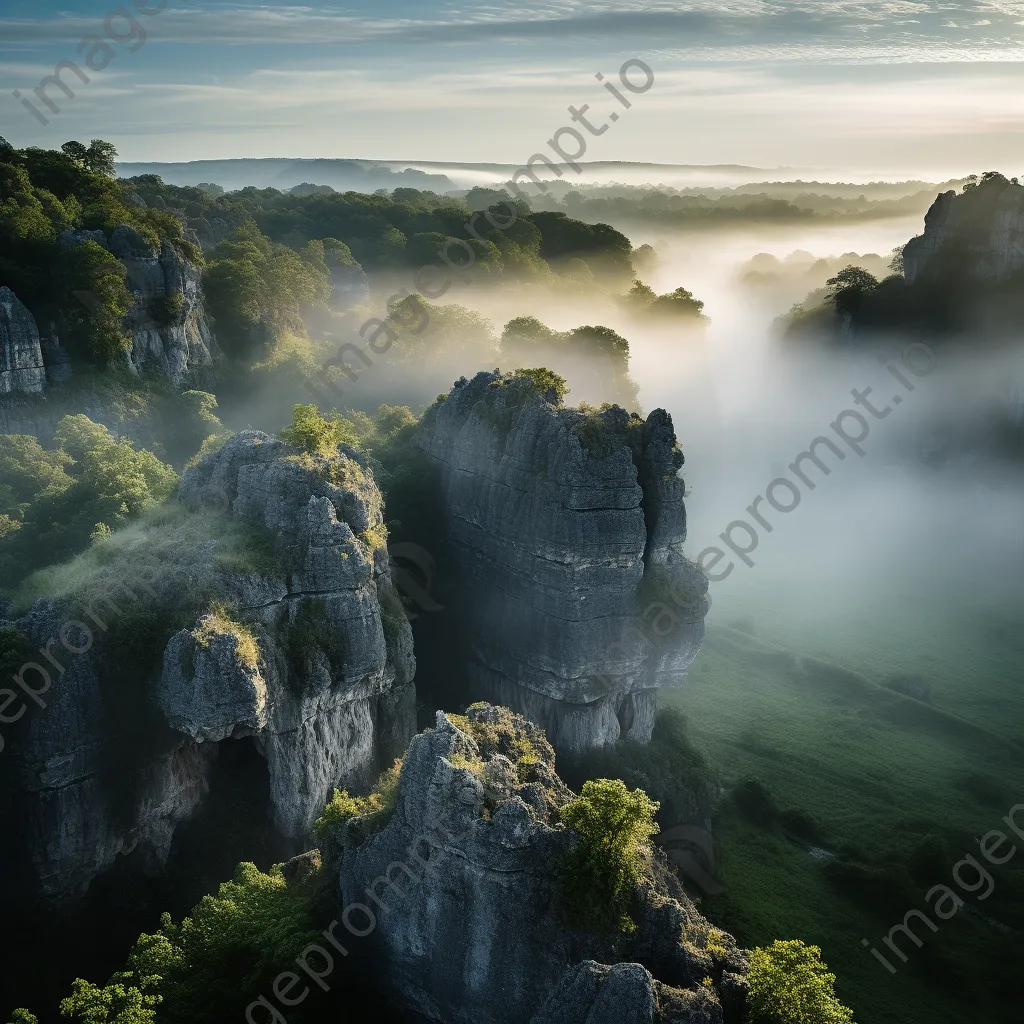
<box><xmin>903</xmin><ymin>174</ymin><xmax>1024</xmax><ymax>285</ymax></box>
<box><xmin>415</xmin><ymin>372</ymin><xmax>708</xmax><ymax>752</ymax></box>
<box><xmin>0</xmin><ymin>287</ymin><xmax>47</xmax><ymax>395</ymax></box>
<box><xmin>337</xmin><ymin>706</ymin><xmax>747</xmax><ymax>1024</ymax></box>
<box><xmin>4</xmin><ymin>431</ymin><xmax>415</xmax><ymax>901</ymax></box>
<box><xmin>61</xmin><ymin>226</ymin><xmax>218</xmax><ymax>385</ymax></box>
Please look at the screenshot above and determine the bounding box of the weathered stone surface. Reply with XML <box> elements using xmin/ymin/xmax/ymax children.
<box><xmin>416</xmin><ymin>373</ymin><xmax>708</xmax><ymax>751</ymax></box>
<box><xmin>59</xmin><ymin>225</ymin><xmax>218</xmax><ymax>385</ymax></box>
<box><xmin>0</xmin><ymin>287</ymin><xmax>47</xmax><ymax>395</ymax></box>
<box><xmin>904</xmin><ymin>176</ymin><xmax>1024</xmax><ymax>285</ymax></box>
<box><xmin>8</xmin><ymin>431</ymin><xmax>415</xmax><ymax>900</ymax></box>
<box><xmin>338</xmin><ymin>708</ymin><xmax>745</xmax><ymax>1024</ymax></box>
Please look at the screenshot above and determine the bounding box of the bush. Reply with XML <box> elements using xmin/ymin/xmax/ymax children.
<box><xmin>513</xmin><ymin>367</ymin><xmax>569</xmax><ymax>403</ymax></box>
<box><xmin>278</xmin><ymin>403</ymin><xmax>359</xmax><ymax>455</ymax></box>
<box><xmin>312</xmin><ymin>759</ymin><xmax>402</xmax><ymax>851</ymax></box>
<box><xmin>748</xmin><ymin>940</ymin><xmax>854</xmax><ymax>1024</ymax></box>
<box><xmin>558</xmin><ymin>778</ymin><xmax>660</xmax><ymax>933</ymax></box>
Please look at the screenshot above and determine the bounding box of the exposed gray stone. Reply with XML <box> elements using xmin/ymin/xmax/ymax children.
<box><xmin>338</xmin><ymin>708</ymin><xmax>744</xmax><ymax>1024</ymax></box>
<box><xmin>59</xmin><ymin>225</ymin><xmax>219</xmax><ymax>385</ymax></box>
<box><xmin>0</xmin><ymin>287</ymin><xmax>47</xmax><ymax>395</ymax></box>
<box><xmin>416</xmin><ymin>373</ymin><xmax>708</xmax><ymax>752</ymax></box>
<box><xmin>904</xmin><ymin>177</ymin><xmax>1024</xmax><ymax>284</ymax></box>
<box><xmin>9</xmin><ymin>431</ymin><xmax>415</xmax><ymax>900</ymax></box>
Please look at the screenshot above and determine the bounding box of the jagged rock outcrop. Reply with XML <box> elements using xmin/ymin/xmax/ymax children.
<box><xmin>903</xmin><ymin>174</ymin><xmax>1024</xmax><ymax>285</ymax></box>
<box><xmin>60</xmin><ymin>225</ymin><xmax>218</xmax><ymax>385</ymax></box>
<box><xmin>0</xmin><ymin>287</ymin><xmax>47</xmax><ymax>395</ymax></box>
<box><xmin>337</xmin><ymin>707</ymin><xmax>747</xmax><ymax>1024</ymax></box>
<box><xmin>416</xmin><ymin>373</ymin><xmax>708</xmax><ymax>752</ymax></box>
<box><xmin>5</xmin><ymin>431</ymin><xmax>415</xmax><ymax>900</ymax></box>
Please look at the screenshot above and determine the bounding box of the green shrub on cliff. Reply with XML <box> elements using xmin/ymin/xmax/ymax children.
<box><xmin>558</xmin><ymin>777</ymin><xmax>660</xmax><ymax>933</ymax></box>
<box><xmin>748</xmin><ymin>940</ymin><xmax>855</xmax><ymax>1024</ymax></box>
<box><xmin>278</xmin><ymin>403</ymin><xmax>359</xmax><ymax>455</ymax></box>
<box><xmin>312</xmin><ymin>759</ymin><xmax>403</xmax><ymax>851</ymax></box>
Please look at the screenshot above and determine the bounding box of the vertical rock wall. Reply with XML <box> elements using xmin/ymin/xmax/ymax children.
<box><xmin>416</xmin><ymin>372</ymin><xmax>708</xmax><ymax>752</ymax></box>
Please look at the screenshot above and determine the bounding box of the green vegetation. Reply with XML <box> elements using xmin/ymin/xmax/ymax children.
<box><xmin>500</xmin><ymin>316</ymin><xmax>639</xmax><ymax>410</ymax></box>
<box><xmin>55</xmin><ymin>861</ymin><xmax>329</xmax><ymax>1024</ymax></box>
<box><xmin>672</xmin><ymin>610</ymin><xmax>1024</xmax><ymax>1024</ymax></box>
<box><xmin>624</xmin><ymin>280</ymin><xmax>706</xmax><ymax>322</ymax></box>
<box><xmin>557</xmin><ymin>778</ymin><xmax>660</xmax><ymax>933</ymax></box>
<box><xmin>312</xmin><ymin>759</ymin><xmax>403</xmax><ymax>852</ymax></box>
<box><xmin>193</xmin><ymin>603</ymin><xmax>261</xmax><ymax>672</ymax></box>
<box><xmin>120</xmin><ymin>176</ymin><xmax>634</xmax><ymax>289</ymax></box>
<box><xmin>748</xmin><ymin>940</ymin><xmax>854</xmax><ymax>1024</ymax></box>
<box><xmin>0</xmin><ymin>415</ymin><xmax>178</xmax><ymax>590</ymax></box>
<box><xmin>512</xmin><ymin>367</ymin><xmax>569</xmax><ymax>403</ymax></box>
<box><xmin>278</xmin><ymin>403</ymin><xmax>359</xmax><ymax>455</ymax></box>
<box><xmin>55</xmin><ymin>241</ymin><xmax>133</xmax><ymax>364</ymax></box>
<box><xmin>562</xmin><ymin>707</ymin><xmax>718</xmax><ymax>831</ymax></box>
<box><xmin>0</xmin><ymin>140</ymin><xmax>198</xmax><ymax>367</ymax></box>
<box><xmin>522</xmin><ymin>178</ymin><xmax>965</xmax><ymax>226</ymax></box>
<box><xmin>202</xmin><ymin>229</ymin><xmax>331</xmax><ymax>359</ymax></box>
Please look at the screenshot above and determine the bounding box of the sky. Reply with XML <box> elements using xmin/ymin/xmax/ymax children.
<box><xmin>2</xmin><ymin>0</ymin><xmax>1024</xmax><ymax>176</ymax></box>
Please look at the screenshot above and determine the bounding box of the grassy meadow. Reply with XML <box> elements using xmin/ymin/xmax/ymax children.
<box><xmin>669</xmin><ymin>605</ymin><xmax>1024</xmax><ymax>1024</ymax></box>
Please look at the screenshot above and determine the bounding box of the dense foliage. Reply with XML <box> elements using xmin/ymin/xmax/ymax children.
<box><xmin>0</xmin><ymin>140</ymin><xmax>197</xmax><ymax>365</ymax></box>
<box><xmin>558</xmin><ymin>778</ymin><xmax>660</xmax><ymax>933</ymax></box>
<box><xmin>0</xmin><ymin>415</ymin><xmax>178</xmax><ymax>588</ymax></box>
<box><xmin>118</xmin><ymin>176</ymin><xmax>635</xmax><ymax>288</ymax></box>
<box><xmin>748</xmin><ymin>940</ymin><xmax>855</xmax><ymax>1024</ymax></box>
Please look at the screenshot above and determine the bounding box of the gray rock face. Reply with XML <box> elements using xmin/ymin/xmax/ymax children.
<box><xmin>904</xmin><ymin>177</ymin><xmax>1024</xmax><ymax>284</ymax></box>
<box><xmin>60</xmin><ymin>225</ymin><xmax>218</xmax><ymax>385</ymax></box>
<box><xmin>416</xmin><ymin>373</ymin><xmax>708</xmax><ymax>752</ymax></box>
<box><xmin>0</xmin><ymin>287</ymin><xmax>47</xmax><ymax>395</ymax></box>
<box><xmin>337</xmin><ymin>708</ymin><xmax>746</xmax><ymax>1024</ymax></box>
<box><xmin>8</xmin><ymin>431</ymin><xmax>415</xmax><ymax>900</ymax></box>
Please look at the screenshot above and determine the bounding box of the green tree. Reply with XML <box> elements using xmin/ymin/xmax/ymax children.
<box><xmin>278</xmin><ymin>403</ymin><xmax>359</xmax><ymax>455</ymax></box>
<box><xmin>60</xmin><ymin>973</ymin><xmax>161</xmax><ymax>1024</ymax></box>
<box><xmin>747</xmin><ymin>940</ymin><xmax>855</xmax><ymax>1024</ymax></box>
<box><xmin>558</xmin><ymin>778</ymin><xmax>660</xmax><ymax>933</ymax></box>
<box><xmin>826</xmin><ymin>266</ymin><xmax>879</xmax><ymax>318</ymax></box>
<box><xmin>514</xmin><ymin>367</ymin><xmax>569</xmax><ymax>403</ymax></box>
<box><xmin>56</xmin><ymin>240</ymin><xmax>132</xmax><ymax>364</ymax></box>
<box><xmin>85</xmin><ymin>140</ymin><xmax>118</xmax><ymax>177</ymax></box>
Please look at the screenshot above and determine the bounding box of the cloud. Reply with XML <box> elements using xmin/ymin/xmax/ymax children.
<box><xmin>1</xmin><ymin>0</ymin><xmax>1023</xmax><ymax>55</ymax></box>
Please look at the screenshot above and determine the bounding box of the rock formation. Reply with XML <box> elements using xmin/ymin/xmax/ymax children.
<box><xmin>903</xmin><ymin>174</ymin><xmax>1024</xmax><ymax>285</ymax></box>
<box><xmin>337</xmin><ymin>706</ymin><xmax>747</xmax><ymax>1024</ymax></box>
<box><xmin>60</xmin><ymin>225</ymin><xmax>218</xmax><ymax>385</ymax></box>
<box><xmin>415</xmin><ymin>373</ymin><xmax>708</xmax><ymax>752</ymax></box>
<box><xmin>0</xmin><ymin>287</ymin><xmax>47</xmax><ymax>395</ymax></box>
<box><xmin>4</xmin><ymin>431</ymin><xmax>415</xmax><ymax>900</ymax></box>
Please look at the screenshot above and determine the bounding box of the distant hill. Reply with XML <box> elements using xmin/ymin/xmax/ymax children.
<box><xmin>115</xmin><ymin>158</ymin><xmax>456</xmax><ymax>193</ymax></box>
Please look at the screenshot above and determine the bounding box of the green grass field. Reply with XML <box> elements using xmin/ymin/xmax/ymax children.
<box><xmin>667</xmin><ymin>613</ymin><xmax>1024</xmax><ymax>1024</ymax></box>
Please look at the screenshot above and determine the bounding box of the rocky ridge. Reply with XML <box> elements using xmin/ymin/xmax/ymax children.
<box><xmin>416</xmin><ymin>373</ymin><xmax>708</xmax><ymax>752</ymax></box>
<box><xmin>903</xmin><ymin>174</ymin><xmax>1024</xmax><ymax>285</ymax></box>
<box><xmin>4</xmin><ymin>430</ymin><xmax>415</xmax><ymax>900</ymax></box>
<box><xmin>337</xmin><ymin>705</ymin><xmax>747</xmax><ymax>1024</ymax></box>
